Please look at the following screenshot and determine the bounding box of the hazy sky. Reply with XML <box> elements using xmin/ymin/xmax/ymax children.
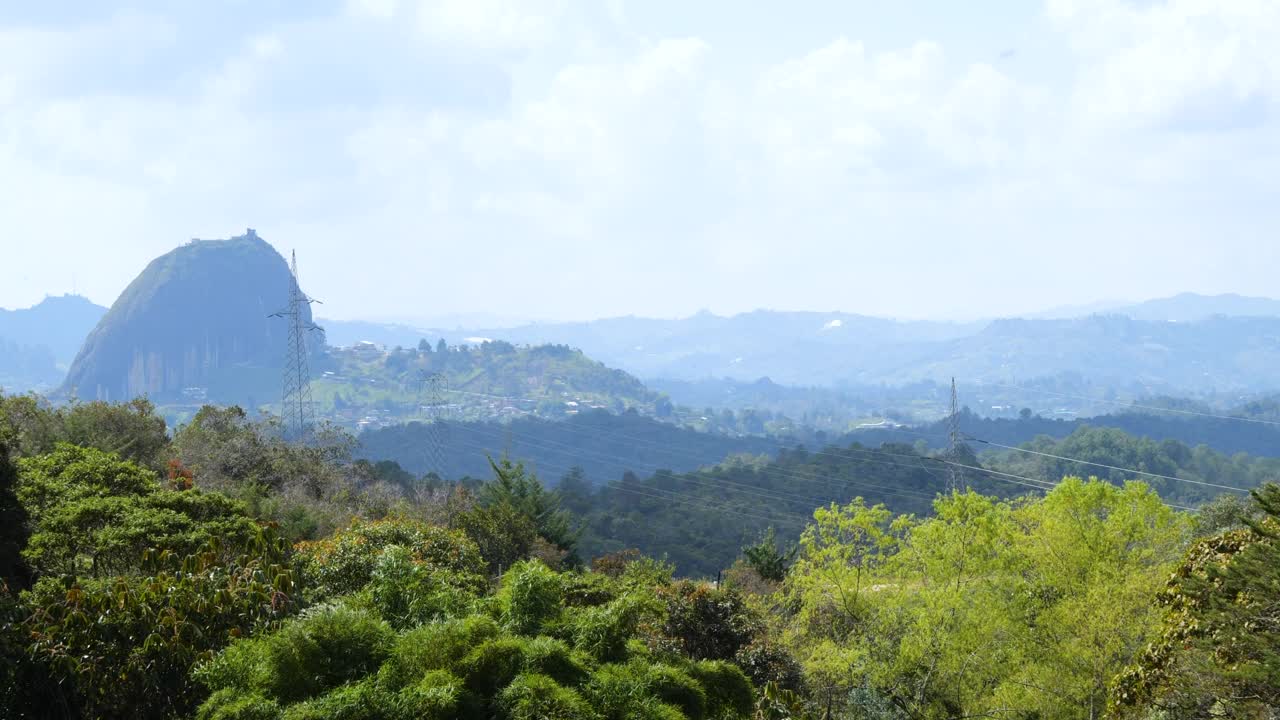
<box><xmin>2</xmin><ymin>0</ymin><xmax>1278</xmax><ymax>323</ymax></box>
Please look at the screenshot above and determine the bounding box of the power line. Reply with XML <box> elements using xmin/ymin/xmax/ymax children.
<box><xmin>972</xmin><ymin>380</ymin><xmax>1280</xmax><ymax>427</ymax></box>
<box><xmin>448</xmin><ymin>419</ymin><xmax>949</xmax><ymax>505</ymax></box>
<box><xmin>443</xmin><ymin>403</ymin><xmax>1144</xmax><ymax>502</ymax></box>
<box><xmin>386</xmin><ymin>385</ymin><xmax>1205</xmax><ymax>511</ymax></box>
<box><xmin>446</xmin><ymin>415</ymin><xmax>1197</xmax><ymax>518</ymax></box>
<box><xmin>445</xmin><ymin>433</ymin><xmax>813</xmax><ymax>529</ymax></box>
<box><xmin>447</xmin><ymin>423</ymin><xmax>939</xmax><ymax>509</ymax></box>
<box><xmin>970</xmin><ymin>437</ymin><xmax>1251</xmax><ymax>493</ymax></box>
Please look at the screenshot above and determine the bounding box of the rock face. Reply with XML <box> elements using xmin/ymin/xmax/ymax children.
<box><xmin>61</xmin><ymin>230</ymin><xmax>314</xmax><ymax>404</ymax></box>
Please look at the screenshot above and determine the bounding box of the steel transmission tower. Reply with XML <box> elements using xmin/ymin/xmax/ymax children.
<box><xmin>417</xmin><ymin>370</ymin><xmax>451</xmax><ymax>477</ymax></box>
<box><xmin>947</xmin><ymin>377</ymin><xmax>968</xmax><ymax>493</ymax></box>
<box><xmin>271</xmin><ymin>251</ymin><xmax>320</xmax><ymax>441</ymax></box>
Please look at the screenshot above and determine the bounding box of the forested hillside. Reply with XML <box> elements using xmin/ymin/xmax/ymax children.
<box><xmin>4</xmin><ymin>394</ymin><xmax>1277</xmax><ymax>718</ymax></box>
<box><xmin>855</xmin><ymin>405</ymin><xmax>1280</xmax><ymax>458</ymax></box>
<box><xmin>567</xmin><ymin>425</ymin><xmax>1280</xmax><ymax>574</ymax></box>
<box><xmin>356</xmin><ymin>409</ymin><xmax>787</xmax><ymax>482</ymax></box>
<box><xmin>316</xmin><ymin>342</ymin><xmax>666</xmax><ymax>428</ymax></box>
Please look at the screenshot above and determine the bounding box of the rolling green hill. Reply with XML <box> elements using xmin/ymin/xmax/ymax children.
<box><xmin>316</xmin><ymin>341</ymin><xmax>669</xmax><ymax>430</ymax></box>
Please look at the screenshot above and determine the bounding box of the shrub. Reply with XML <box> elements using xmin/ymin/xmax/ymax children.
<box><xmin>194</xmin><ymin>689</ymin><xmax>282</xmax><ymax>720</ymax></box>
<box><xmin>16</xmin><ymin>443</ymin><xmax>257</xmax><ymax>578</ymax></box>
<box><xmin>281</xmin><ymin>679</ymin><xmax>388</xmax><ymax>720</ymax></box>
<box><xmin>688</xmin><ymin>661</ymin><xmax>754</xmax><ymax>719</ymax></box>
<box><xmin>377</xmin><ymin>616</ymin><xmax>500</xmax><ymax>689</ymax></box>
<box><xmin>523</xmin><ymin>636</ymin><xmax>590</xmax><ymax>687</ymax></box>
<box><xmin>591</xmin><ymin>548</ymin><xmax>643</xmax><ymax>578</ymax></box>
<box><xmin>570</xmin><ymin>591</ymin><xmax>661</xmax><ymax>662</ymax></box>
<box><xmin>499</xmin><ymin>560</ymin><xmax>564</xmax><ymax>635</ymax></box>
<box><xmin>198</xmin><ymin>604</ymin><xmax>393</xmax><ymax>704</ymax></box>
<box><xmin>560</xmin><ymin>569</ymin><xmax>617</xmax><ymax>607</ymax></box>
<box><xmin>732</xmin><ymin>640</ymin><xmax>803</xmax><ymax>691</ymax></box>
<box><xmin>367</xmin><ymin>545</ymin><xmax>486</xmax><ymax>629</ymax></box>
<box><xmin>453</xmin><ymin>500</ymin><xmax>540</xmax><ymax>575</ymax></box>
<box><xmin>584</xmin><ymin>663</ymin><xmax>687</xmax><ymax>720</ymax></box>
<box><xmin>644</xmin><ymin>663</ymin><xmax>707</xmax><ymax>720</ymax></box>
<box><xmin>497</xmin><ymin>673</ymin><xmax>595</xmax><ymax>720</ymax></box>
<box><xmin>387</xmin><ymin>670</ymin><xmax>477</xmax><ymax>720</ymax></box>
<box><xmin>619</xmin><ymin>556</ymin><xmax>675</xmax><ymax>588</ymax></box>
<box><xmin>294</xmin><ymin>517</ymin><xmax>484</xmax><ymax>600</ymax></box>
<box><xmin>24</xmin><ymin>533</ymin><xmax>295</xmax><ymax>720</ymax></box>
<box><xmin>653</xmin><ymin>581</ymin><xmax>761</xmax><ymax>661</ymax></box>
<box><xmin>458</xmin><ymin>636</ymin><xmax>529</xmax><ymax>697</ymax></box>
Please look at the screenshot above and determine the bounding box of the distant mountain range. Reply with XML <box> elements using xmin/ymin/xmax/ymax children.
<box><xmin>9</xmin><ymin>248</ymin><xmax>1280</xmax><ymax>415</ymax></box>
<box><xmin>318</xmin><ymin>295</ymin><xmax>1280</xmax><ymax>394</ymax></box>
<box><xmin>0</xmin><ymin>295</ymin><xmax>107</xmax><ymax>392</ymax></box>
<box><xmin>1034</xmin><ymin>292</ymin><xmax>1280</xmax><ymax>322</ymax></box>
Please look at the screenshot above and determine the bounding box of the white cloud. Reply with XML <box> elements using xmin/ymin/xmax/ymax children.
<box><xmin>1</xmin><ymin>1</ymin><xmax>1279</xmax><ymax>321</ymax></box>
<box><xmin>1050</xmin><ymin>0</ymin><xmax>1280</xmax><ymax>132</ymax></box>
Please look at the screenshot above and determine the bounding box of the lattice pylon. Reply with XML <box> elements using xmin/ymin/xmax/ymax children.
<box><xmin>271</xmin><ymin>251</ymin><xmax>319</xmax><ymax>441</ymax></box>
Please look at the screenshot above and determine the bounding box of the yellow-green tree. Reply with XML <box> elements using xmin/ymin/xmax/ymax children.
<box><xmin>784</xmin><ymin>479</ymin><xmax>1188</xmax><ymax>719</ymax></box>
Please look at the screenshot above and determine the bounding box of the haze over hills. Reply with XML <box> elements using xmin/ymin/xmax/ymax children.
<box><xmin>0</xmin><ymin>294</ymin><xmax>108</xmax><ymax>365</ymax></box>
<box><xmin>1034</xmin><ymin>293</ymin><xmax>1280</xmax><ymax>322</ymax></box>
<box><xmin>0</xmin><ymin>294</ymin><xmax>107</xmax><ymax>392</ymax></box>
<box><xmin>13</xmin><ymin>228</ymin><xmax>1280</xmax><ymax>430</ymax></box>
<box><xmin>320</xmin><ymin>303</ymin><xmax>1280</xmax><ymax>395</ymax></box>
<box><xmin>1109</xmin><ymin>293</ymin><xmax>1280</xmax><ymax>322</ymax></box>
<box><xmin>61</xmin><ymin>230</ymin><xmax>308</xmax><ymax>405</ymax></box>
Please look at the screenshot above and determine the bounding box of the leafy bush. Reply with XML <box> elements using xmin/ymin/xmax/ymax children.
<box><xmin>16</xmin><ymin>443</ymin><xmax>257</xmax><ymax>578</ymax></box>
<box><xmin>497</xmin><ymin>673</ymin><xmax>595</xmax><ymax>720</ymax></box>
<box><xmin>280</xmin><ymin>679</ymin><xmax>388</xmax><ymax>720</ymax></box>
<box><xmin>388</xmin><ymin>670</ymin><xmax>475</xmax><ymax>720</ymax></box>
<box><xmin>24</xmin><ymin>531</ymin><xmax>295</xmax><ymax>720</ymax></box>
<box><xmin>619</xmin><ymin>555</ymin><xmax>676</xmax><ymax>588</ymax></box>
<box><xmin>376</xmin><ymin>616</ymin><xmax>500</xmax><ymax>689</ymax></box>
<box><xmin>591</xmin><ymin>548</ymin><xmax>644</xmax><ymax>577</ymax></box>
<box><xmin>367</xmin><ymin>545</ymin><xmax>486</xmax><ymax>629</ymax></box>
<box><xmin>584</xmin><ymin>662</ymin><xmax>689</xmax><ymax>720</ymax></box>
<box><xmin>458</xmin><ymin>636</ymin><xmax>529</xmax><ymax>697</ymax></box>
<box><xmin>560</xmin><ymin>569</ymin><xmax>617</xmax><ymax>607</ymax></box>
<box><xmin>570</xmin><ymin>591</ymin><xmax>662</xmax><ymax>662</ymax></box>
<box><xmin>197</xmin><ymin>603</ymin><xmax>393</xmax><ymax>704</ymax></box>
<box><xmin>643</xmin><ymin>663</ymin><xmax>708</xmax><ymax>720</ymax></box>
<box><xmin>522</xmin><ymin>636</ymin><xmax>591</xmax><ymax>687</ymax></box>
<box><xmin>732</xmin><ymin>640</ymin><xmax>803</xmax><ymax>691</ymax></box>
<box><xmin>194</xmin><ymin>689</ymin><xmax>281</xmax><ymax>720</ymax></box>
<box><xmin>499</xmin><ymin>560</ymin><xmax>564</xmax><ymax>634</ymax></box>
<box><xmin>294</xmin><ymin>516</ymin><xmax>484</xmax><ymax>600</ymax></box>
<box><xmin>453</xmin><ymin>499</ymin><xmax>540</xmax><ymax>575</ymax></box>
<box><xmin>653</xmin><ymin>581</ymin><xmax>761</xmax><ymax>662</ymax></box>
<box><xmin>689</xmin><ymin>661</ymin><xmax>754</xmax><ymax>719</ymax></box>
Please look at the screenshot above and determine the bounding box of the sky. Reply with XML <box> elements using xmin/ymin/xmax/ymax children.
<box><xmin>1</xmin><ymin>0</ymin><xmax>1278</xmax><ymax>324</ymax></box>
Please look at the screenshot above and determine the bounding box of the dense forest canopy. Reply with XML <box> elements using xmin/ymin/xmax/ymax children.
<box><xmin>3</xmin><ymin>393</ymin><xmax>1279</xmax><ymax>718</ymax></box>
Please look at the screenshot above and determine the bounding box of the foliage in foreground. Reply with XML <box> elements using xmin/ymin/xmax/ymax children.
<box><xmin>1112</xmin><ymin>483</ymin><xmax>1280</xmax><ymax>718</ymax></box>
<box><xmin>196</xmin><ymin>559</ymin><xmax>760</xmax><ymax>720</ymax></box>
<box><xmin>782</xmin><ymin>478</ymin><xmax>1191</xmax><ymax>720</ymax></box>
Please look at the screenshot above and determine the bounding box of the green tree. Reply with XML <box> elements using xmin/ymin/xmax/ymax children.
<box><xmin>1113</xmin><ymin>483</ymin><xmax>1280</xmax><ymax>717</ymax></box>
<box><xmin>17</xmin><ymin>444</ymin><xmax>257</xmax><ymax>579</ymax></box>
<box><xmin>0</xmin><ymin>440</ymin><xmax>30</xmax><ymax>589</ymax></box>
<box><xmin>479</xmin><ymin>456</ymin><xmax>579</xmax><ymax>561</ymax></box>
<box><xmin>22</xmin><ymin>528</ymin><xmax>296</xmax><ymax>720</ymax></box>
<box><xmin>742</xmin><ymin>526</ymin><xmax>796</xmax><ymax>582</ymax></box>
<box><xmin>785</xmin><ymin>480</ymin><xmax>1187</xmax><ymax>720</ymax></box>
